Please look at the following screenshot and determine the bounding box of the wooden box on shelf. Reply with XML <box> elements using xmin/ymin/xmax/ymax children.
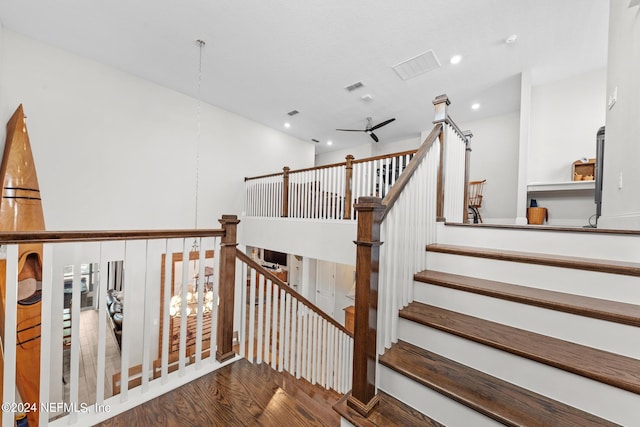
<box><xmin>572</xmin><ymin>158</ymin><xmax>595</xmax><ymax>181</ymax></box>
<box><xmin>343</xmin><ymin>305</ymin><xmax>355</xmax><ymax>334</ymax></box>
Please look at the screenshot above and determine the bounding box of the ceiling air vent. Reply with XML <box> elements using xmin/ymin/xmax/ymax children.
<box><xmin>345</xmin><ymin>81</ymin><xmax>365</xmax><ymax>92</ymax></box>
<box><xmin>287</xmin><ymin>110</ymin><xmax>300</xmax><ymax>116</ymax></box>
<box><xmin>392</xmin><ymin>50</ymin><xmax>441</xmax><ymax>81</ymax></box>
<box><xmin>311</xmin><ymin>139</ymin><xmax>320</xmax><ymax>143</ymax></box>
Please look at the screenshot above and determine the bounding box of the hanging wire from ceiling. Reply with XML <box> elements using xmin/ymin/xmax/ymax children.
<box><xmin>192</xmin><ymin>39</ymin><xmax>205</xmax><ymax>253</ymax></box>
<box><xmin>194</xmin><ymin>39</ymin><xmax>205</xmax><ymax>232</ymax></box>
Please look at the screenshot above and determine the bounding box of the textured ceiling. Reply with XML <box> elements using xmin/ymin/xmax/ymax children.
<box><xmin>0</xmin><ymin>0</ymin><xmax>609</xmax><ymax>154</ymax></box>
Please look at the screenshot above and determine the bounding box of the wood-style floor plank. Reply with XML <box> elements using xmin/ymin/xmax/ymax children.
<box><xmin>414</xmin><ymin>269</ymin><xmax>640</xmax><ymax>326</ymax></box>
<box><xmin>333</xmin><ymin>390</ymin><xmax>444</xmax><ymax>427</ymax></box>
<box><xmin>95</xmin><ymin>359</ymin><xmax>340</xmax><ymax>427</ymax></box>
<box><xmin>426</xmin><ymin>243</ymin><xmax>640</xmax><ymax>276</ymax></box>
<box><xmin>380</xmin><ymin>340</ymin><xmax>620</xmax><ymax>427</ymax></box>
<box><xmin>400</xmin><ymin>302</ymin><xmax>640</xmax><ymax>394</ymax></box>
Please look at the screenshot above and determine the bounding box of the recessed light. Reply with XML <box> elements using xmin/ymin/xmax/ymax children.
<box><xmin>450</xmin><ymin>55</ymin><xmax>462</xmax><ymax>65</ymax></box>
<box><xmin>327</xmin><ymin>140</ymin><xmax>333</xmax><ymax>146</ymax></box>
<box><xmin>505</xmin><ymin>35</ymin><xmax>518</xmax><ymax>44</ymax></box>
<box><xmin>284</xmin><ymin>122</ymin><xmax>291</xmax><ymax>128</ymax></box>
<box><xmin>471</xmin><ymin>103</ymin><xmax>480</xmax><ymax>110</ymax></box>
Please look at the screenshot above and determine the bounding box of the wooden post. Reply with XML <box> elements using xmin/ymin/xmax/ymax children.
<box><xmin>347</xmin><ymin>196</ymin><xmax>384</xmax><ymax>417</ymax></box>
<box><xmin>282</xmin><ymin>166</ymin><xmax>290</xmax><ymax>218</ymax></box>
<box><xmin>463</xmin><ymin>130</ymin><xmax>473</xmax><ymax>223</ymax></box>
<box><xmin>343</xmin><ymin>155</ymin><xmax>355</xmax><ymax>220</ymax></box>
<box><xmin>433</xmin><ymin>95</ymin><xmax>450</xmax><ymax>222</ymax></box>
<box><xmin>216</xmin><ymin>214</ymin><xmax>240</xmax><ymax>362</ymax></box>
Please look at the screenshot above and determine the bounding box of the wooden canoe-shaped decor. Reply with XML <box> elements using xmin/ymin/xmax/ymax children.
<box><xmin>0</xmin><ymin>104</ymin><xmax>45</xmax><ymax>427</ymax></box>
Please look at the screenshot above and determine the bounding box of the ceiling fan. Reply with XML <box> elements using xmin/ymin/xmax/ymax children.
<box><xmin>336</xmin><ymin>117</ymin><xmax>396</xmax><ymax>142</ymax></box>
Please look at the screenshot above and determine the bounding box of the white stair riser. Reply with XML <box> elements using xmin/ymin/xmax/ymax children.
<box><xmin>413</xmin><ymin>281</ymin><xmax>640</xmax><ymax>358</ymax></box>
<box><xmin>378</xmin><ymin>364</ymin><xmax>502</xmax><ymax>427</ymax></box>
<box><xmin>397</xmin><ymin>318</ymin><xmax>640</xmax><ymax>426</ymax></box>
<box><xmin>426</xmin><ymin>252</ymin><xmax>640</xmax><ymax>304</ymax></box>
<box><xmin>436</xmin><ymin>224</ymin><xmax>640</xmax><ymax>263</ymax></box>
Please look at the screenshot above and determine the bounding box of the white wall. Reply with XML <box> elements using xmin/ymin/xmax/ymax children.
<box><xmin>333</xmin><ymin>262</ymin><xmax>355</xmax><ymax>326</ymax></box>
<box><xmin>599</xmin><ymin>2</ymin><xmax>640</xmax><ymax>229</ymax></box>
<box><xmin>528</xmin><ymin>68</ymin><xmax>606</xmax><ymax>183</ymax></box>
<box><xmin>0</xmin><ymin>30</ymin><xmax>315</xmax><ymax>231</ymax></box>
<box><xmin>460</xmin><ymin>112</ymin><xmax>520</xmax><ymax>222</ymax></box>
<box><xmin>0</xmin><ymin>28</ymin><xmax>315</xmax><ymax>401</ymax></box>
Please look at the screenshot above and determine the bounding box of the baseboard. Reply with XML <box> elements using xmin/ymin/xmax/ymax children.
<box><xmin>597</xmin><ymin>212</ymin><xmax>640</xmax><ymax>230</ymax></box>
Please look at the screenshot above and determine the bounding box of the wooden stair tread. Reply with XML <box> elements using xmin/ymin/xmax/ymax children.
<box><xmin>400</xmin><ymin>302</ymin><xmax>640</xmax><ymax>394</ymax></box>
<box><xmin>333</xmin><ymin>390</ymin><xmax>444</xmax><ymax>427</ymax></box>
<box><xmin>380</xmin><ymin>340</ymin><xmax>620</xmax><ymax>427</ymax></box>
<box><xmin>414</xmin><ymin>269</ymin><xmax>640</xmax><ymax>327</ymax></box>
<box><xmin>426</xmin><ymin>243</ymin><xmax>640</xmax><ymax>276</ymax></box>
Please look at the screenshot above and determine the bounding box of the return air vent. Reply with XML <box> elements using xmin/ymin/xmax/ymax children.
<box><xmin>392</xmin><ymin>50</ymin><xmax>441</xmax><ymax>81</ymax></box>
<box><xmin>345</xmin><ymin>81</ymin><xmax>365</xmax><ymax>92</ymax></box>
<box><xmin>287</xmin><ymin>110</ymin><xmax>300</xmax><ymax>116</ymax></box>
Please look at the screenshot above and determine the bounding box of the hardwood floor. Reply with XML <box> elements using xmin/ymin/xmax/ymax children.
<box><xmin>63</xmin><ymin>309</ymin><xmax>121</xmax><ymax>404</ymax></box>
<box><xmin>95</xmin><ymin>358</ymin><xmax>341</xmax><ymax>427</ymax></box>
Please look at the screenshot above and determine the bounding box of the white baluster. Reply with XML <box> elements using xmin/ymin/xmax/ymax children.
<box><xmin>278</xmin><ymin>288</ymin><xmax>286</xmax><ymax>372</ymax></box>
<box><xmin>264</xmin><ymin>279</ymin><xmax>272</xmax><ymax>365</ymax></box>
<box><xmin>256</xmin><ymin>274</ymin><xmax>265</xmax><ymax>364</ymax></box>
<box><xmin>283</xmin><ymin>294</ymin><xmax>291</xmax><ymax>371</ymax></box>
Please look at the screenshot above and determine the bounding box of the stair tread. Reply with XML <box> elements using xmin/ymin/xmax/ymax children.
<box><xmin>333</xmin><ymin>390</ymin><xmax>444</xmax><ymax>427</ymax></box>
<box><xmin>400</xmin><ymin>302</ymin><xmax>640</xmax><ymax>394</ymax></box>
<box><xmin>380</xmin><ymin>340</ymin><xmax>620</xmax><ymax>427</ymax></box>
<box><xmin>426</xmin><ymin>243</ymin><xmax>640</xmax><ymax>276</ymax></box>
<box><xmin>414</xmin><ymin>269</ymin><xmax>640</xmax><ymax>326</ymax></box>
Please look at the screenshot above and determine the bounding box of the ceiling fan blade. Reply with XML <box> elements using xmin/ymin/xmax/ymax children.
<box><xmin>336</xmin><ymin>128</ymin><xmax>365</xmax><ymax>132</ymax></box>
<box><xmin>370</xmin><ymin>118</ymin><xmax>396</xmax><ymax>131</ymax></box>
<box><xmin>369</xmin><ymin>132</ymin><xmax>379</xmax><ymax>143</ymax></box>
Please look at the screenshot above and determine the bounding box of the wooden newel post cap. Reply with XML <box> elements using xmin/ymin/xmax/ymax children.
<box><xmin>354</xmin><ymin>196</ymin><xmax>384</xmax><ymax>211</ymax></box>
<box><xmin>219</xmin><ymin>214</ymin><xmax>240</xmax><ymax>223</ymax></box>
<box><xmin>218</xmin><ymin>215</ymin><xmax>240</xmax><ymax>226</ymax></box>
<box><xmin>283</xmin><ymin>166</ymin><xmax>290</xmax><ymax>174</ymax></box>
<box><xmin>433</xmin><ymin>94</ymin><xmax>450</xmax><ymax>124</ymax></box>
<box><xmin>345</xmin><ymin>154</ymin><xmax>355</xmax><ymax>164</ymax></box>
<box><xmin>432</xmin><ymin>94</ymin><xmax>451</xmax><ymax>106</ymax></box>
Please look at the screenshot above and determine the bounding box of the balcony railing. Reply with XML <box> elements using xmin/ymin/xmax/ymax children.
<box><xmin>1</xmin><ymin>217</ymin><xmax>240</xmax><ymax>426</ymax></box>
<box><xmin>245</xmin><ymin>150</ymin><xmax>417</xmax><ymax>220</ymax></box>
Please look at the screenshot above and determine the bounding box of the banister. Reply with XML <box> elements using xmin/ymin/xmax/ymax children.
<box><xmin>380</xmin><ymin>123</ymin><xmax>443</xmax><ymax>221</ymax></box>
<box><xmin>236</xmin><ymin>250</ymin><xmax>353</xmax><ymax>337</ymax></box>
<box><xmin>244</xmin><ymin>148</ymin><xmax>420</xmax><ymax>182</ymax></box>
<box><xmin>350</xmin><ymin>149</ymin><xmax>418</xmax><ymax>165</ymax></box>
<box><xmin>0</xmin><ymin>229</ymin><xmax>225</xmax><ymax>244</ymax></box>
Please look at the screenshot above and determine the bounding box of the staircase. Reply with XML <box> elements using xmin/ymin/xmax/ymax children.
<box><xmin>373</xmin><ymin>223</ymin><xmax>640</xmax><ymax>426</ymax></box>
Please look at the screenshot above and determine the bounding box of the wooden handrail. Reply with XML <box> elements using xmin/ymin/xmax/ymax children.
<box><xmin>351</xmin><ymin>149</ymin><xmax>417</xmax><ymax>165</ymax></box>
<box><xmin>236</xmin><ymin>250</ymin><xmax>353</xmax><ymax>337</ymax></box>
<box><xmin>380</xmin><ymin>123</ymin><xmax>443</xmax><ymax>221</ymax></box>
<box><xmin>244</xmin><ymin>148</ymin><xmax>419</xmax><ymax>182</ymax></box>
<box><xmin>0</xmin><ymin>229</ymin><xmax>225</xmax><ymax>244</ymax></box>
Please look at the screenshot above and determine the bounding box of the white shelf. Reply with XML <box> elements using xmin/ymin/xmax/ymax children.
<box><xmin>527</xmin><ymin>180</ymin><xmax>595</xmax><ymax>192</ymax></box>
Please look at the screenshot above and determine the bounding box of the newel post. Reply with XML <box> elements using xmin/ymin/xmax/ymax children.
<box><xmin>343</xmin><ymin>154</ymin><xmax>355</xmax><ymax>220</ymax></box>
<box><xmin>216</xmin><ymin>214</ymin><xmax>240</xmax><ymax>362</ymax></box>
<box><xmin>348</xmin><ymin>196</ymin><xmax>384</xmax><ymax>416</ymax></box>
<box><xmin>463</xmin><ymin>130</ymin><xmax>473</xmax><ymax>223</ymax></box>
<box><xmin>282</xmin><ymin>166</ymin><xmax>290</xmax><ymax>217</ymax></box>
<box><xmin>433</xmin><ymin>94</ymin><xmax>450</xmax><ymax>222</ymax></box>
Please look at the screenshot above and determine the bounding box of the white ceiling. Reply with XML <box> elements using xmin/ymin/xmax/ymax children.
<box><xmin>0</xmin><ymin>0</ymin><xmax>609</xmax><ymax>154</ymax></box>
